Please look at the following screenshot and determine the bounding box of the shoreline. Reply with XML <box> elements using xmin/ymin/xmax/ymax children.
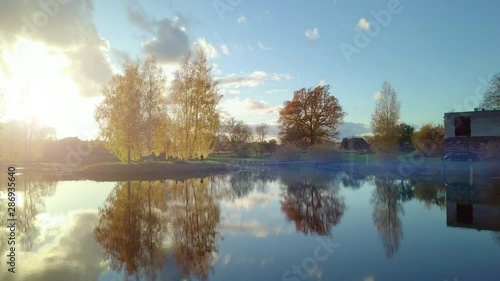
<box><xmin>2</xmin><ymin>159</ymin><xmax>499</xmax><ymax>182</ymax></box>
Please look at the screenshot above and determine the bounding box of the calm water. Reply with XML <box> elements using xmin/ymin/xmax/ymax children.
<box><xmin>1</xmin><ymin>168</ymin><xmax>499</xmax><ymax>281</ymax></box>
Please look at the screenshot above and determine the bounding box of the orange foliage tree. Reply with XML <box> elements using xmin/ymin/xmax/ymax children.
<box><xmin>278</xmin><ymin>85</ymin><xmax>346</xmax><ymax>148</ymax></box>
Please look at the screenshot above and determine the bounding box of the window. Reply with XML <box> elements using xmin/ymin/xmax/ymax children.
<box><xmin>454</xmin><ymin>116</ymin><xmax>471</xmax><ymax>137</ymax></box>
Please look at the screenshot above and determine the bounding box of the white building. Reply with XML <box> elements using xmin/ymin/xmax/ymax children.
<box><xmin>444</xmin><ymin>109</ymin><xmax>500</xmax><ymax>158</ymax></box>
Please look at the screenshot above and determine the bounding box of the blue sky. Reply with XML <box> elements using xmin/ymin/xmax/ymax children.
<box><xmin>1</xmin><ymin>0</ymin><xmax>499</xmax><ymax>139</ymax></box>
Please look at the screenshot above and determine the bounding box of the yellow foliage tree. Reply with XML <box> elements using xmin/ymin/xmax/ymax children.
<box><xmin>370</xmin><ymin>82</ymin><xmax>401</xmax><ymax>159</ymax></box>
<box><xmin>169</xmin><ymin>49</ymin><xmax>222</xmax><ymax>160</ymax></box>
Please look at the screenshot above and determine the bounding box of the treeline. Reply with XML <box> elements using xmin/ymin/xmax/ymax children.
<box><xmin>95</xmin><ymin>50</ymin><xmax>221</xmax><ymax>163</ymax></box>
<box><xmin>0</xmin><ymin>120</ymin><xmax>118</xmax><ymax>164</ymax></box>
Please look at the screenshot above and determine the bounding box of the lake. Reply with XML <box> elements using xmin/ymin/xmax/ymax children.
<box><xmin>1</xmin><ymin>168</ymin><xmax>499</xmax><ymax>281</ymax></box>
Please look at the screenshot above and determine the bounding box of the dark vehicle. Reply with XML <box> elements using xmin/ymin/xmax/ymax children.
<box><xmin>443</xmin><ymin>151</ymin><xmax>479</xmax><ymax>162</ymax></box>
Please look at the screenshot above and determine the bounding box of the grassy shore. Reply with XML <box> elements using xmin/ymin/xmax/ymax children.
<box><xmin>0</xmin><ymin>160</ymin><xmax>230</xmax><ymax>181</ymax></box>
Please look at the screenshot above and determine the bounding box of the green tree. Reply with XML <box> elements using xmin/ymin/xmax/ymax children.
<box><xmin>279</xmin><ymin>85</ymin><xmax>346</xmax><ymax>148</ymax></box>
<box><xmin>480</xmin><ymin>73</ymin><xmax>500</xmax><ymax>110</ymax></box>
<box><xmin>371</xmin><ymin>82</ymin><xmax>401</xmax><ymax>159</ymax></box>
<box><xmin>169</xmin><ymin>49</ymin><xmax>222</xmax><ymax>160</ymax></box>
<box><xmin>95</xmin><ymin>62</ymin><xmax>144</xmax><ymax>163</ymax></box>
<box><xmin>398</xmin><ymin>123</ymin><xmax>415</xmax><ymax>151</ymax></box>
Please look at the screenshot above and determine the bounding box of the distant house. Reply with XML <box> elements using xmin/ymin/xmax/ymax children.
<box><xmin>444</xmin><ymin>109</ymin><xmax>500</xmax><ymax>159</ymax></box>
<box><xmin>341</xmin><ymin>137</ymin><xmax>371</xmax><ymax>152</ymax></box>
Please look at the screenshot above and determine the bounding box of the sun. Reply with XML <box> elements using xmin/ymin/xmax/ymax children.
<box><xmin>1</xmin><ymin>40</ymin><xmax>78</xmax><ymax>126</ymax></box>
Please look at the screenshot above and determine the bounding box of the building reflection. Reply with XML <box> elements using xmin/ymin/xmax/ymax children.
<box><xmin>445</xmin><ymin>180</ymin><xmax>500</xmax><ymax>244</ymax></box>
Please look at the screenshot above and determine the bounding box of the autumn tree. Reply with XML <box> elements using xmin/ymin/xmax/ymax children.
<box><xmin>480</xmin><ymin>73</ymin><xmax>500</xmax><ymax>109</ymax></box>
<box><xmin>169</xmin><ymin>49</ymin><xmax>222</xmax><ymax>160</ymax></box>
<box><xmin>95</xmin><ymin>62</ymin><xmax>144</xmax><ymax>163</ymax></box>
<box><xmin>278</xmin><ymin>85</ymin><xmax>346</xmax><ymax>148</ymax></box>
<box><xmin>141</xmin><ymin>57</ymin><xmax>168</xmax><ymax>158</ymax></box>
<box><xmin>95</xmin><ymin>58</ymin><xmax>168</xmax><ymax>163</ymax></box>
<box><xmin>412</xmin><ymin>123</ymin><xmax>444</xmax><ymax>157</ymax></box>
<box><xmin>370</xmin><ymin>82</ymin><xmax>401</xmax><ymax>159</ymax></box>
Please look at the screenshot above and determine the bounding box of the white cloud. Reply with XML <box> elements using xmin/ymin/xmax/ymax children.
<box><xmin>194</xmin><ymin>37</ymin><xmax>219</xmax><ymax>58</ymax></box>
<box><xmin>305</xmin><ymin>28</ymin><xmax>320</xmax><ymax>41</ymax></box>
<box><xmin>0</xmin><ymin>0</ymin><xmax>114</xmax><ymax>97</ymax></box>
<box><xmin>266</xmin><ymin>89</ymin><xmax>290</xmax><ymax>94</ymax></box>
<box><xmin>218</xmin><ymin>97</ymin><xmax>281</xmax><ymax>123</ymax></box>
<box><xmin>357</xmin><ymin>18</ymin><xmax>371</xmax><ymax>31</ymax></box>
<box><xmin>319</xmin><ymin>79</ymin><xmax>326</xmax><ymax>86</ymax></box>
<box><xmin>258</xmin><ymin>41</ymin><xmax>273</xmax><ymax>51</ymax></box>
<box><xmin>220</xmin><ymin>44</ymin><xmax>230</xmax><ymax>55</ymax></box>
<box><xmin>237</xmin><ymin>16</ymin><xmax>247</xmax><ymax>24</ymax></box>
<box><xmin>373</xmin><ymin>91</ymin><xmax>384</xmax><ymax>100</ymax></box>
<box><xmin>217</xmin><ymin>71</ymin><xmax>292</xmax><ymax>88</ymax></box>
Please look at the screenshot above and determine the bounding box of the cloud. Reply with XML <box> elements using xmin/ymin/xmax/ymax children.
<box><xmin>237</xmin><ymin>16</ymin><xmax>247</xmax><ymax>24</ymax></box>
<box><xmin>0</xmin><ymin>211</ymin><xmax>105</xmax><ymax>281</ymax></box>
<box><xmin>0</xmin><ymin>0</ymin><xmax>114</xmax><ymax>97</ymax></box>
<box><xmin>357</xmin><ymin>18</ymin><xmax>371</xmax><ymax>31</ymax></box>
<box><xmin>266</xmin><ymin>89</ymin><xmax>290</xmax><ymax>94</ymax></box>
<box><xmin>217</xmin><ymin>71</ymin><xmax>291</xmax><ymax>88</ymax></box>
<box><xmin>220</xmin><ymin>44</ymin><xmax>230</xmax><ymax>55</ymax></box>
<box><xmin>319</xmin><ymin>79</ymin><xmax>326</xmax><ymax>86</ymax></box>
<box><xmin>305</xmin><ymin>28</ymin><xmax>320</xmax><ymax>41</ymax></box>
<box><xmin>258</xmin><ymin>41</ymin><xmax>273</xmax><ymax>51</ymax></box>
<box><xmin>219</xmin><ymin>97</ymin><xmax>281</xmax><ymax>121</ymax></box>
<box><xmin>141</xmin><ymin>18</ymin><xmax>191</xmax><ymax>63</ymax></box>
<box><xmin>127</xmin><ymin>2</ymin><xmax>215</xmax><ymax>63</ymax></box>
<box><xmin>373</xmin><ymin>91</ymin><xmax>384</xmax><ymax>100</ymax></box>
<box><xmin>194</xmin><ymin>37</ymin><xmax>219</xmax><ymax>58</ymax></box>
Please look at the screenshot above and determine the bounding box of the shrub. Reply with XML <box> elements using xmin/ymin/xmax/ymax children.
<box><xmin>273</xmin><ymin>144</ymin><xmax>301</xmax><ymax>162</ymax></box>
<box><xmin>307</xmin><ymin>144</ymin><xmax>339</xmax><ymax>161</ymax></box>
<box><xmin>412</xmin><ymin>124</ymin><xmax>444</xmax><ymax>157</ymax></box>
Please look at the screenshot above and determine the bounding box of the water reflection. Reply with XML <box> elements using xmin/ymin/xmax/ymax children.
<box><xmin>445</xmin><ymin>180</ymin><xmax>500</xmax><ymax>247</ymax></box>
<box><xmin>2</xmin><ymin>169</ymin><xmax>500</xmax><ymax>281</ymax></box>
<box><xmin>371</xmin><ymin>177</ymin><xmax>404</xmax><ymax>259</ymax></box>
<box><xmin>279</xmin><ymin>170</ymin><xmax>345</xmax><ymax>236</ymax></box>
<box><xmin>0</xmin><ymin>173</ymin><xmax>56</xmax><ymax>253</ymax></box>
<box><xmin>94</xmin><ymin>179</ymin><xmax>221</xmax><ymax>281</ymax></box>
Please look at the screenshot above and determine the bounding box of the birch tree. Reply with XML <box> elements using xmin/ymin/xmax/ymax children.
<box><xmin>371</xmin><ymin>82</ymin><xmax>401</xmax><ymax>159</ymax></box>
<box><xmin>169</xmin><ymin>49</ymin><xmax>222</xmax><ymax>160</ymax></box>
<box><xmin>95</xmin><ymin>62</ymin><xmax>144</xmax><ymax>163</ymax></box>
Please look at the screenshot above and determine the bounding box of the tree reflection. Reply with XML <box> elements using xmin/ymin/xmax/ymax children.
<box><xmin>94</xmin><ymin>181</ymin><xmax>169</xmax><ymax>278</ymax></box>
<box><xmin>94</xmin><ymin>179</ymin><xmax>221</xmax><ymax>281</ymax></box>
<box><xmin>412</xmin><ymin>181</ymin><xmax>446</xmax><ymax>209</ymax></box>
<box><xmin>280</xmin><ymin>171</ymin><xmax>345</xmax><ymax>236</ymax></box>
<box><xmin>371</xmin><ymin>177</ymin><xmax>404</xmax><ymax>259</ymax></box>
<box><xmin>339</xmin><ymin>170</ymin><xmax>372</xmax><ymax>189</ymax></box>
<box><xmin>0</xmin><ymin>173</ymin><xmax>56</xmax><ymax>253</ymax></box>
<box><xmin>168</xmin><ymin>179</ymin><xmax>221</xmax><ymax>281</ymax></box>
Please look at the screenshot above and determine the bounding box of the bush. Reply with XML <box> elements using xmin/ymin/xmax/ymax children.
<box><xmin>412</xmin><ymin>124</ymin><xmax>444</xmax><ymax>157</ymax></box>
<box><xmin>273</xmin><ymin>144</ymin><xmax>301</xmax><ymax>161</ymax></box>
<box><xmin>307</xmin><ymin>144</ymin><xmax>339</xmax><ymax>161</ymax></box>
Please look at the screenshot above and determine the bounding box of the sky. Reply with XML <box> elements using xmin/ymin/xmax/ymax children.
<box><xmin>1</xmin><ymin>0</ymin><xmax>499</xmax><ymax>140</ymax></box>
